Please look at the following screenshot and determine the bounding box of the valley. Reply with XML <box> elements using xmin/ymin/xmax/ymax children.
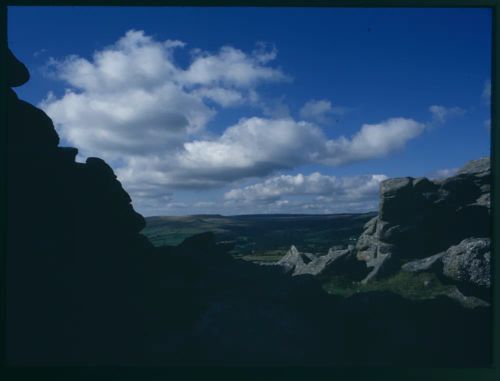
<box><xmin>142</xmin><ymin>212</ymin><xmax>377</xmax><ymax>262</ymax></box>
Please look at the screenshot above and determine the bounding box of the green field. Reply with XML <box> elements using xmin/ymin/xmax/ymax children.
<box><xmin>142</xmin><ymin>212</ymin><xmax>376</xmax><ymax>261</ymax></box>
<box><xmin>321</xmin><ymin>272</ymin><xmax>455</xmax><ymax>299</ymax></box>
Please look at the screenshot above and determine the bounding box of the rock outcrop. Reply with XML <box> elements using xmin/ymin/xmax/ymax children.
<box><xmin>442</xmin><ymin>238</ymin><xmax>491</xmax><ymax>287</ymax></box>
<box><xmin>355</xmin><ymin>158</ymin><xmax>491</xmax><ymax>283</ymax></box>
<box><xmin>276</xmin><ymin>245</ymin><xmax>365</xmax><ymax>279</ymax></box>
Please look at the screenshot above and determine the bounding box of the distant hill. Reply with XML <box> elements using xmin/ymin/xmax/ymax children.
<box><xmin>142</xmin><ymin>212</ymin><xmax>377</xmax><ymax>261</ymax></box>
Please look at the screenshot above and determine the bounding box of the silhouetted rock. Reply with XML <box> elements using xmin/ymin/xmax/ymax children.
<box><xmin>8</xmin><ymin>90</ymin><xmax>60</xmax><ymax>155</ymax></box>
<box><xmin>6</xmin><ymin>49</ymin><xmax>151</xmax><ymax>365</ymax></box>
<box><xmin>7</xmin><ymin>48</ymin><xmax>29</xmax><ymax>87</ymax></box>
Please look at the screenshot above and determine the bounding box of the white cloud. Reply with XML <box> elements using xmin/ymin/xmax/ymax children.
<box><xmin>299</xmin><ymin>99</ymin><xmax>350</xmax><ymax>124</ymax></box>
<box><xmin>321</xmin><ymin>117</ymin><xmax>426</xmax><ymax>165</ymax></box>
<box><xmin>180</xmin><ymin>45</ymin><xmax>290</xmax><ymax>88</ymax></box>
<box><xmin>429</xmin><ymin>105</ymin><xmax>465</xmax><ymax>124</ymax></box>
<box><xmin>113</xmin><ymin>116</ymin><xmax>326</xmax><ymax>196</ymax></box>
<box><xmin>41</xmin><ymin>29</ymin><xmax>289</xmax><ymax>159</ymax></box>
<box><xmin>225</xmin><ymin>172</ymin><xmax>387</xmax><ymax>202</ymax></box>
<box><xmin>192</xmin><ymin>87</ymin><xmax>244</xmax><ymax>107</ymax></box>
<box><xmin>41</xmin><ymin>83</ymin><xmax>214</xmax><ymax>156</ymax></box>
<box><xmin>116</xmin><ymin>116</ymin><xmax>423</xmax><ymax>192</ymax></box>
<box><xmin>224</xmin><ymin>172</ymin><xmax>388</xmax><ymax>214</ymax></box>
<box><xmin>104</xmin><ymin>115</ymin><xmax>426</xmax><ymax>213</ymax></box>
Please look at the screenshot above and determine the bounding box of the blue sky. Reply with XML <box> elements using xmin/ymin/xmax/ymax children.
<box><xmin>8</xmin><ymin>7</ymin><xmax>492</xmax><ymax>216</ymax></box>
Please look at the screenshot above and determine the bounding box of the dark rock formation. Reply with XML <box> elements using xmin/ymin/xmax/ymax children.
<box><xmin>6</xmin><ymin>50</ymin><xmax>152</xmax><ymax>365</ymax></box>
<box><xmin>355</xmin><ymin>158</ymin><xmax>491</xmax><ymax>282</ymax></box>
<box><xmin>7</xmin><ymin>48</ymin><xmax>30</xmax><ymax>87</ymax></box>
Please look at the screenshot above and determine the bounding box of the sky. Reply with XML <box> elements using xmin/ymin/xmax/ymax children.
<box><xmin>8</xmin><ymin>7</ymin><xmax>492</xmax><ymax>216</ymax></box>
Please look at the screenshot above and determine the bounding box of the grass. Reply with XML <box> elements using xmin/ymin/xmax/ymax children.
<box><xmin>322</xmin><ymin>271</ymin><xmax>455</xmax><ymax>300</ymax></box>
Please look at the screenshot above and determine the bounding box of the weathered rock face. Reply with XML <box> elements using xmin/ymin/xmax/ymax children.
<box><xmin>276</xmin><ymin>245</ymin><xmax>366</xmax><ymax>279</ymax></box>
<box><xmin>442</xmin><ymin>238</ymin><xmax>491</xmax><ymax>294</ymax></box>
<box><xmin>276</xmin><ymin>245</ymin><xmax>317</xmax><ymax>274</ymax></box>
<box><xmin>355</xmin><ymin>158</ymin><xmax>491</xmax><ymax>282</ymax></box>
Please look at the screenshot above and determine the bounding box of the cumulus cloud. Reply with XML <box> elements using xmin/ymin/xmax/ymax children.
<box><xmin>113</xmin><ymin>116</ymin><xmax>324</xmax><ymax>197</ymax></box>
<box><xmin>181</xmin><ymin>45</ymin><xmax>289</xmax><ymax>87</ymax></box>
<box><xmin>225</xmin><ymin>172</ymin><xmax>387</xmax><ymax>201</ymax></box>
<box><xmin>224</xmin><ymin>172</ymin><xmax>388</xmax><ymax>213</ymax></box>
<box><xmin>321</xmin><ymin>117</ymin><xmax>426</xmax><ymax>165</ymax></box>
<box><xmin>429</xmin><ymin>105</ymin><xmax>465</xmax><ymax>124</ymax></box>
<box><xmin>41</xmin><ymin>84</ymin><xmax>214</xmax><ymax>156</ymax></box>
<box><xmin>41</xmin><ymin>29</ymin><xmax>288</xmax><ymax>160</ymax></box>
<box><xmin>188</xmin><ymin>116</ymin><xmax>425</xmax><ymax>176</ymax></box>
<box><xmin>115</xmin><ymin>116</ymin><xmax>424</xmax><ymax>197</ymax></box>
<box><xmin>299</xmin><ymin>99</ymin><xmax>350</xmax><ymax>124</ymax></box>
